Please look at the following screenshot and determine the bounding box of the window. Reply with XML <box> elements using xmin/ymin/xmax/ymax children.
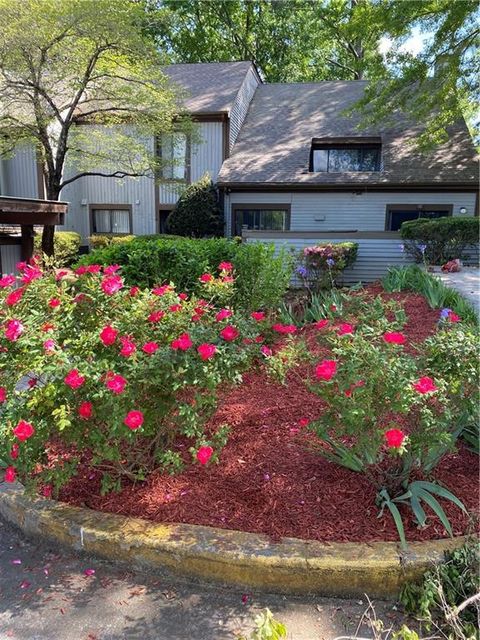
<box><xmin>160</xmin><ymin>133</ymin><xmax>188</xmax><ymax>180</ymax></box>
<box><xmin>310</xmin><ymin>143</ymin><xmax>381</xmax><ymax>172</ymax></box>
<box><xmin>91</xmin><ymin>206</ymin><xmax>132</xmax><ymax>234</ymax></box>
<box><xmin>232</xmin><ymin>205</ymin><xmax>290</xmax><ymax>236</ymax></box>
<box><xmin>385</xmin><ymin>205</ymin><xmax>452</xmax><ymax>232</ymax></box>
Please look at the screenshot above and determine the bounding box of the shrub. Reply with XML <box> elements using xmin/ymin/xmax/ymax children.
<box><xmin>75</xmin><ymin>236</ymin><xmax>294</xmax><ymax>311</ymax></box>
<box><xmin>89</xmin><ymin>235</ymin><xmax>136</xmax><ymax>249</ymax></box>
<box><xmin>382</xmin><ymin>266</ymin><xmax>478</xmax><ymax>325</ymax></box>
<box><xmin>400</xmin><ymin>216</ymin><xmax>479</xmax><ymax>265</ymax></box>
<box><xmin>166</xmin><ymin>174</ymin><xmax>223</xmax><ymax>237</ymax></box>
<box><xmin>400</xmin><ymin>541</ymin><xmax>479</xmax><ymax>639</ymax></box>
<box><xmin>0</xmin><ymin>261</ymin><xmax>266</xmax><ymax>494</ymax></box>
<box><xmin>34</xmin><ymin>231</ymin><xmax>81</xmax><ymax>266</ymax></box>
<box><xmin>296</xmin><ymin>242</ymin><xmax>358</xmax><ymax>292</ymax></box>
<box><xmin>305</xmin><ymin>306</ymin><xmax>472</xmax><ymax>544</ymax></box>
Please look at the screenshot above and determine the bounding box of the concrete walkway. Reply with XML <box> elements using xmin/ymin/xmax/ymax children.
<box><xmin>436</xmin><ymin>267</ymin><xmax>480</xmax><ymax>314</ymax></box>
<box><xmin>0</xmin><ymin>516</ymin><xmax>413</xmax><ymax>640</ymax></box>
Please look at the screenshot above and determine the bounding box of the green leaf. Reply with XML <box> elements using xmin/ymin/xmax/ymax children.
<box><xmin>415</xmin><ymin>489</ymin><xmax>453</xmax><ymax>537</ymax></box>
<box><xmin>410</xmin><ymin>493</ymin><xmax>427</xmax><ymax>528</ymax></box>
<box><xmin>379</xmin><ymin>491</ymin><xmax>407</xmax><ymax>548</ymax></box>
<box><xmin>413</xmin><ymin>481</ymin><xmax>467</xmax><ymax>514</ymax></box>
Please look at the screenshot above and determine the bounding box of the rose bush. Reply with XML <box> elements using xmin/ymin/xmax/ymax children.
<box><xmin>305</xmin><ymin>306</ymin><xmax>474</xmax><ymax>543</ymax></box>
<box><xmin>0</xmin><ymin>260</ymin><xmax>266</xmax><ymax>494</ymax></box>
<box><xmin>296</xmin><ymin>242</ymin><xmax>358</xmax><ymax>293</ymax></box>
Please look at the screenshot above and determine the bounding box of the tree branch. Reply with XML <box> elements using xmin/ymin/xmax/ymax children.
<box><xmin>60</xmin><ymin>169</ymin><xmax>150</xmax><ymax>190</ymax></box>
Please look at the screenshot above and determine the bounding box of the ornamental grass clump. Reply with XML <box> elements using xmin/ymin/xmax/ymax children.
<box><xmin>0</xmin><ymin>259</ymin><xmax>264</xmax><ymax>494</ymax></box>
<box><xmin>308</xmin><ymin>311</ymin><xmax>475</xmax><ymax>545</ymax></box>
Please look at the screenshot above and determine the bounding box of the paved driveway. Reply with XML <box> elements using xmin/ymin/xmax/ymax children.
<box><xmin>436</xmin><ymin>267</ymin><xmax>480</xmax><ymax>314</ymax></box>
<box><xmin>0</xmin><ymin>516</ymin><xmax>408</xmax><ymax>640</ymax></box>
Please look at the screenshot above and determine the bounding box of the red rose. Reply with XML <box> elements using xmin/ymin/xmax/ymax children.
<box><xmin>13</xmin><ymin>420</ymin><xmax>35</xmax><ymax>442</ymax></box>
<box><xmin>48</xmin><ymin>298</ymin><xmax>61</xmax><ymax>308</ymax></box>
<box><xmin>178</xmin><ymin>293</ymin><xmax>188</xmax><ymax>301</ymax></box>
<box><xmin>218</xmin><ymin>262</ymin><xmax>233</xmax><ymax>272</ymax></box>
<box><xmin>152</xmin><ymin>285</ymin><xmax>171</xmax><ymax>296</ymax></box>
<box><xmin>413</xmin><ymin>376</ymin><xmax>438</xmax><ymax>394</ymax></box>
<box><xmin>337</xmin><ymin>323</ymin><xmax>354</xmax><ymax>336</ymax></box>
<box><xmin>55</xmin><ymin>270</ymin><xmax>69</xmax><ymax>280</ymax></box>
<box><xmin>385</xmin><ymin>428</ymin><xmax>405</xmax><ymax>449</ymax></box>
<box><xmin>251</xmin><ymin>311</ymin><xmax>266</xmax><ymax>321</ymax></box>
<box><xmin>43</xmin><ymin>339</ymin><xmax>55</xmax><ymax>352</ymax></box>
<box><xmin>10</xmin><ymin>443</ymin><xmax>19</xmax><ymax>460</ymax></box>
<box><xmin>75</xmin><ymin>266</ymin><xmax>88</xmax><ymax>275</ymax></box>
<box><xmin>255</xmin><ymin>335</ymin><xmax>265</xmax><ymax>343</ymax></box>
<box><xmin>86</xmin><ymin>264</ymin><xmax>102</xmax><ymax>274</ymax></box>
<box><xmin>105</xmin><ymin>372</ymin><xmax>127</xmax><ymax>395</ymax></box>
<box><xmin>124</xmin><ymin>410</ymin><xmax>144</xmax><ymax>430</ymax></box>
<box><xmin>448</xmin><ymin>311</ymin><xmax>460</xmax><ymax>323</ymax></box>
<box><xmin>5</xmin><ymin>287</ymin><xmax>24</xmax><ymax>306</ymax></box>
<box><xmin>148</xmin><ymin>310</ymin><xmax>165</xmax><ymax>323</ymax></box>
<box><xmin>0</xmin><ymin>387</ymin><xmax>6</xmax><ymax>403</ymax></box>
<box><xmin>199</xmin><ymin>273</ymin><xmax>213</xmax><ymax>283</ymax></box>
<box><xmin>129</xmin><ymin>286</ymin><xmax>140</xmax><ymax>297</ymax></box>
<box><xmin>215</xmin><ymin>308</ymin><xmax>232</xmax><ymax>322</ymax></box>
<box><xmin>383</xmin><ymin>332</ymin><xmax>406</xmax><ymax>345</ymax></box>
<box><xmin>315</xmin><ymin>319</ymin><xmax>329</xmax><ymax>330</ymax></box>
<box><xmin>169</xmin><ymin>304</ymin><xmax>182</xmax><ymax>312</ymax></box>
<box><xmin>298</xmin><ymin>418</ymin><xmax>310</xmax><ymax>428</ymax></box>
<box><xmin>196</xmin><ymin>445</ymin><xmax>213</xmax><ymax>465</ymax></box>
<box><xmin>78</xmin><ymin>401</ymin><xmax>93</xmax><ymax>420</ymax></box>
<box><xmin>119</xmin><ymin>337</ymin><xmax>136</xmax><ymax>357</ymax></box>
<box><xmin>142</xmin><ymin>341</ymin><xmax>159</xmax><ymax>354</ymax></box>
<box><xmin>222</xmin><ymin>275</ymin><xmax>234</xmax><ymax>283</ymax></box>
<box><xmin>4</xmin><ymin>319</ymin><xmax>24</xmax><ymax>341</ymax></box>
<box><xmin>0</xmin><ymin>275</ymin><xmax>16</xmax><ymax>288</ymax></box>
<box><xmin>4</xmin><ymin>466</ymin><xmax>16</xmax><ymax>483</ymax></box>
<box><xmin>103</xmin><ymin>264</ymin><xmax>121</xmax><ymax>275</ymax></box>
<box><xmin>20</xmin><ymin>265</ymin><xmax>42</xmax><ymax>284</ymax></box>
<box><xmin>64</xmin><ymin>369</ymin><xmax>85</xmax><ymax>390</ymax></box>
<box><xmin>100</xmin><ymin>274</ymin><xmax>123</xmax><ymax>295</ymax></box>
<box><xmin>171</xmin><ymin>333</ymin><xmax>193</xmax><ymax>351</ymax></box>
<box><xmin>261</xmin><ymin>345</ymin><xmax>272</xmax><ymax>357</ymax></box>
<box><xmin>220</xmin><ymin>325</ymin><xmax>239</xmax><ymax>341</ymax></box>
<box><xmin>315</xmin><ymin>359</ymin><xmax>337</xmax><ymax>381</ymax></box>
<box><xmin>272</xmin><ymin>323</ymin><xmax>297</xmax><ymax>335</ymax></box>
<box><xmin>42</xmin><ymin>485</ymin><xmax>52</xmax><ymax>498</ymax></box>
<box><xmin>100</xmin><ymin>325</ymin><xmax>118</xmax><ymax>346</ymax></box>
<box><xmin>197</xmin><ymin>343</ymin><xmax>217</xmax><ymax>360</ymax></box>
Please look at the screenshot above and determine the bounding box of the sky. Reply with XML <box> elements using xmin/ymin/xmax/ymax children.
<box><xmin>379</xmin><ymin>26</ymin><xmax>429</xmax><ymax>57</ymax></box>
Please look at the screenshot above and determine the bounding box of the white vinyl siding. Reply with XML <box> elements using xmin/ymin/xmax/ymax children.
<box><xmin>0</xmin><ymin>144</ymin><xmax>39</xmax><ymax>198</ymax></box>
<box><xmin>0</xmin><ymin>243</ymin><xmax>22</xmax><ymax>276</ymax></box>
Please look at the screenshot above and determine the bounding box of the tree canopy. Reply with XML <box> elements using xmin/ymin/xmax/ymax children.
<box><xmin>0</xmin><ymin>0</ymin><xmax>189</xmax><ymax>254</ymax></box>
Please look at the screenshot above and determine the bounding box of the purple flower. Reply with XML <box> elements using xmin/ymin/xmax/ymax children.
<box><xmin>296</xmin><ymin>265</ymin><xmax>308</xmax><ymax>277</ymax></box>
<box><xmin>326</xmin><ymin>258</ymin><xmax>335</xmax><ymax>267</ymax></box>
<box><xmin>418</xmin><ymin>244</ymin><xmax>427</xmax><ymax>254</ymax></box>
<box><xmin>440</xmin><ymin>308</ymin><xmax>451</xmax><ymax>319</ymax></box>
<box><xmin>399</xmin><ymin>244</ymin><xmax>405</xmax><ymax>253</ymax></box>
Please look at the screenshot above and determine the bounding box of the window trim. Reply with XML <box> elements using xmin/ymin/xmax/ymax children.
<box><xmin>231</xmin><ymin>203</ymin><xmax>291</xmax><ymax>237</ymax></box>
<box><xmin>309</xmin><ymin>142</ymin><xmax>382</xmax><ymax>173</ymax></box>
<box><xmin>89</xmin><ymin>204</ymin><xmax>133</xmax><ymax>235</ymax></box>
<box><xmin>385</xmin><ymin>204</ymin><xmax>453</xmax><ymax>231</ymax></box>
<box><xmin>157</xmin><ymin>133</ymin><xmax>191</xmax><ymax>184</ymax></box>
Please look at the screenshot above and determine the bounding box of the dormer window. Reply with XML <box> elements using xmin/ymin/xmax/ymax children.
<box><xmin>310</xmin><ymin>138</ymin><xmax>381</xmax><ymax>173</ymax></box>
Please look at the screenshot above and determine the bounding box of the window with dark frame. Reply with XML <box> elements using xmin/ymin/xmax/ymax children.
<box><xmin>91</xmin><ymin>207</ymin><xmax>132</xmax><ymax>235</ymax></box>
<box><xmin>232</xmin><ymin>205</ymin><xmax>290</xmax><ymax>236</ymax></box>
<box><xmin>310</xmin><ymin>143</ymin><xmax>381</xmax><ymax>173</ymax></box>
<box><xmin>385</xmin><ymin>205</ymin><xmax>452</xmax><ymax>232</ymax></box>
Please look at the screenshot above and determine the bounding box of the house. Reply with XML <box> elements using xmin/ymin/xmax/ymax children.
<box><xmin>1</xmin><ymin>61</ymin><xmax>478</xmax><ymax>280</ymax></box>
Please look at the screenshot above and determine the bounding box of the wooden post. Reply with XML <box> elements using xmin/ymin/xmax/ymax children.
<box><xmin>20</xmin><ymin>225</ymin><xmax>35</xmax><ymax>261</ymax></box>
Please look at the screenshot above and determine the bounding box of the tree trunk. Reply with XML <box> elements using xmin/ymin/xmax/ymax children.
<box><xmin>41</xmin><ymin>184</ymin><xmax>61</xmax><ymax>256</ymax></box>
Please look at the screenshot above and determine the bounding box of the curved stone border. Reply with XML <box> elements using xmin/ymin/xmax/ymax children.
<box><xmin>0</xmin><ymin>482</ymin><xmax>468</xmax><ymax>598</ymax></box>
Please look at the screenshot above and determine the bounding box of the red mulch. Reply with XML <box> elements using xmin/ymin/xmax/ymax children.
<box><xmin>57</xmin><ymin>287</ymin><xmax>479</xmax><ymax>543</ymax></box>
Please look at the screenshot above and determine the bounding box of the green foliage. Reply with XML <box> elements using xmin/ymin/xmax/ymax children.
<box><xmin>296</xmin><ymin>242</ymin><xmax>358</xmax><ymax>292</ymax></box>
<box><xmin>76</xmin><ymin>237</ymin><xmax>294</xmax><ymax>311</ymax></box>
<box><xmin>166</xmin><ymin>174</ymin><xmax>223</xmax><ymax>238</ymax></box>
<box><xmin>34</xmin><ymin>231</ymin><xmax>81</xmax><ymax>266</ymax></box>
<box><xmin>0</xmin><ymin>265</ymin><xmax>264</xmax><ymax>492</ymax></box>
<box><xmin>238</xmin><ymin>608</ymin><xmax>287</xmax><ymax>640</ymax></box>
<box><xmin>400</xmin><ymin>541</ymin><xmax>480</xmax><ymax>639</ymax></box>
<box><xmin>400</xmin><ymin>217</ymin><xmax>479</xmax><ymax>265</ymax></box>
<box><xmin>89</xmin><ymin>235</ymin><xmax>136</xmax><ymax>250</ymax></box>
<box><xmin>382</xmin><ymin>266</ymin><xmax>478</xmax><ymax>325</ymax></box>
<box><xmin>353</xmin><ymin>0</ymin><xmax>479</xmax><ymax>149</ymax></box>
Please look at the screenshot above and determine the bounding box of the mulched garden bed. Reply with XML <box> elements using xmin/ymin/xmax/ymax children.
<box><xmin>58</xmin><ymin>287</ymin><xmax>479</xmax><ymax>543</ymax></box>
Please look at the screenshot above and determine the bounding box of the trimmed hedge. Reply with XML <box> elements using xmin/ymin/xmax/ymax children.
<box><xmin>400</xmin><ymin>216</ymin><xmax>479</xmax><ymax>265</ymax></box>
<box><xmin>75</xmin><ymin>236</ymin><xmax>294</xmax><ymax>311</ymax></box>
<box><xmin>34</xmin><ymin>231</ymin><xmax>81</xmax><ymax>265</ymax></box>
<box><xmin>166</xmin><ymin>174</ymin><xmax>223</xmax><ymax>237</ymax></box>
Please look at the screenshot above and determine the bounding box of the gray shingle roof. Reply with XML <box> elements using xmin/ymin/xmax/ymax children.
<box><xmin>162</xmin><ymin>61</ymin><xmax>255</xmax><ymax>114</ymax></box>
<box><xmin>217</xmin><ymin>82</ymin><xmax>478</xmax><ymax>187</ymax></box>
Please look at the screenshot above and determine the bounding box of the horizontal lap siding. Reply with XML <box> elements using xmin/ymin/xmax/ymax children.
<box><xmin>228</xmin><ymin>191</ymin><xmax>477</xmax><ymax>233</ymax></box>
